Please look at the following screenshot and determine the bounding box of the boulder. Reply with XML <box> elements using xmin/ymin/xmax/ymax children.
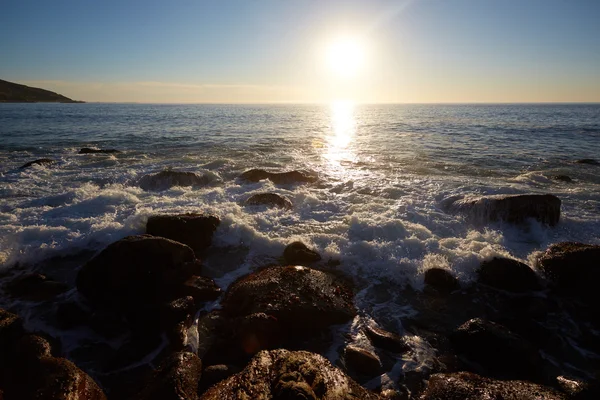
<box><xmin>575</xmin><ymin>159</ymin><xmax>599</xmax><ymax>165</ymax></box>
<box><xmin>343</xmin><ymin>345</ymin><xmax>384</xmax><ymax>380</ymax></box>
<box><xmin>445</xmin><ymin>194</ymin><xmax>561</xmax><ymax>226</ymax></box>
<box><xmin>239</xmin><ymin>169</ymin><xmax>317</xmax><ymax>184</ymax></box>
<box><xmin>198</xmin><ymin>365</ymin><xmax>240</xmax><ymax>394</ymax></box>
<box><xmin>5</xmin><ymin>273</ymin><xmax>68</xmax><ymax>301</ymax></box>
<box><xmin>283</xmin><ymin>242</ymin><xmax>322</xmax><ymax>265</ymax></box>
<box><xmin>245</xmin><ymin>193</ymin><xmax>293</xmax><ymax>209</ymax></box>
<box><xmin>0</xmin><ymin>309</ymin><xmax>25</xmax><ymax>371</ymax></box>
<box><xmin>79</xmin><ymin>148</ymin><xmax>121</xmax><ymax>154</ymax></box>
<box><xmin>200</xmin><ymin>349</ymin><xmax>380</xmax><ymax>399</ymax></box>
<box><xmin>56</xmin><ymin>301</ymin><xmax>89</xmax><ymax>329</ymax></box>
<box><xmin>146</xmin><ymin>213</ymin><xmax>220</xmax><ymax>255</ymax></box>
<box><xmin>450</xmin><ymin>318</ymin><xmax>543</xmax><ymax>381</ymax></box>
<box><xmin>421</xmin><ymin>372</ymin><xmax>566</xmax><ymax>400</ymax></box>
<box><xmin>477</xmin><ymin>257</ymin><xmax>542</xmax><ymax>293</ymax></box>
<box><xmin>424</xmin><ymin>268</ymin><xmax>460</xmax><ymax>293</ymax></box>
<box><xmin>139</xmin><ymin>170</ymin><xmax>212</xmax><ymax>190</ymax></box>
<box><xmin>136</xmin><ymin>352</ymin><xmax>201</xmax><ymax>400</ymax></box>
<box><xmin>536</xmin><ymin>242</ymin><xmax>600</xmax><ymax>304</ymax></box>
<box><xmin>19</xmin><ymin>158</ymin><xmax>55</xmax><ymax>169</ymax></box>
<box><xmin>364</xmin><ymin>325</ymin><xmax>409</xmax><ymax>354</ymax></box>
<box><xmin>553</xmin><ymin>175</ymin><xmax>573</xmax><ymax>183</ymax></box>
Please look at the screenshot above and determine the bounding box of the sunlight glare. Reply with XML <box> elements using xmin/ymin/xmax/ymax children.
<box><xmin>326</xmin><ymin>37</ymin><xmax>366</xmax><ymax>79</ymax></box>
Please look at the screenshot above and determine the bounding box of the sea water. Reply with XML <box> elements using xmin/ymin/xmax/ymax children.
<box><xmin>1</xmin><ymin>102</ymin><xmax>599</xmax><ymax>339</ymax></box>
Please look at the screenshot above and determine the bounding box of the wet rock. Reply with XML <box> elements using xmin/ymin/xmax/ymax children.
<box><xmin>477</xmin><ymin>257</ymin><xmax>542</xmax><ymax>293</ymax></box>
<box><xmin>78</xmin><ymin>147</ymin><xmax>121</xmax><ymax>154</ymax></box>
<box><xmin>16</xmin><ymin>335</ymin><xmax>53</xmax><ymax>361</ymax></box>
<box><xmin>343</xmin><ymin>345</ymin><xmax>384</xmax><ymax>380</ymax></box>
<box><xmin>139</xmin><ymin>170</ymin><xmax>212</xmax><ymax>190</ymax></box>
<box><xmin>56</xmin><ymin>301</ymin><xmax>89</xmax><ymax>329</ymax></box>
<box><xmin>553</xmin><ymin>175</ymin><xmax>573</xmax><ymax>183</ymax></box>
<box><xmin>0</xmin><ymin>308</ymin><xmax>24</xmax><ymax>365</ymax></box>
<box><xmin>178</xmin><ymin>275</ymin><xmax>222</xmax><ymax>305</ymax></box>
<box><xmin>5</xmin><ymin>273</ymin><xmax>68</xmax><ymax>301</ymax></box>
<box><xmin>575</xmin><ymin>158</ymin><xmax>599</xmax><ymax>165</ymax></box>
<box><xmin>283</xmin><ymin>242</ymin><xmax>322</xmax><ymax>265</ymax></box>
<box><xmin>146</xmin><ymin>213</ymin><xmax>220</xmax><ymax>255</ymax></box>
<box><xmin>200</xmin><ymin>349</ymin><xmax>380</xmax><ymax>399</ymax></box>
<box><xmin>450</xmin><ymin>318</ymin><xmax>543</xmax><ymax>381</ymax></box>
<box><xmin>536</xmin><ymin>242</ymin><xmax>600</xmax><ymax>305</ymax></box>
<box><xmin>137</xmin><ymin>351</ymin><xmax>202</xmax><ymax>400</ymax></box>
<box><xmin>421</xmin><ymin>372</ymin><xmax>566</xmax><ymax>400</ymax></box>
<box><xmin>239</xmin><ymin>168</ymin><xmax>317</xmax><ymax>184</ymax></box>
<box><xmin>19</xmin><ymin>158</ymin><xmax>55</xmax><ymax>169</ymax></box>
<box><xmin>198</xmin><ymin>365</ymin><xmax>240</xmax><ymax>394</ymax></box>
<box><xmin>424</xmin><ymin>268</ymin><xmax>460</xmax><ymax>294</ymax></box>
<box><xmin>445</xmin><ymin>194</ymin><xmax>561</xmax><ymax>226</ymax></box>
<box><xmin>160</xmin><ymin>296</ymin><xmax>196</xmax><ymax>331</ymax></box>
<box><xmin>365</xmin><ymin>325</ymin><xmax>409</xmax><ymax>354</ymax></box>
<box><xmin>245</xmin><ymin>192</ymin><xmax>293</xmax><ymax>209</ymax></box>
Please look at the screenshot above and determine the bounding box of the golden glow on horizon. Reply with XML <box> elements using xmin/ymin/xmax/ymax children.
<box><xmin>325</xmin><ymin>36</ymin><xmax>366</xmax><ymax>79</ymax></box>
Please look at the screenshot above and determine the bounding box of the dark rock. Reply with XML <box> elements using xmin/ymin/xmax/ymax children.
<box><xmin>364</xmin><ymin>325</ymin><xmax>409</xmax><ymax>354</ymax></box>
<box><xmin>450</xmin><ymin>318</ymin><xmax>543</xmax><ymax>381</ymax></box>
<box><xmin>146</xmin><ymin>213</ymin><xmax>220</xmax><ymax>255</ymax></box>
<box><xmin>536</xmin><ymin>242</ymin><xmax>600</xmax><ymax>305</ymax></box>
<box><xmin>19</xmin><ymin>158</ymin><xmax>55</xmax><ymax>169</ymax></box>
<box><xmin>139</xmin><ymin>170</ymin><xmax>212</xmax><ymax>190</ymax></box>
<box><xmin>16</xmin><ymin>335</ymin><xmax>53</xmax><ymax>361</ymax></box>
<box><xmin>178</xmin><ymin>275</ymin><xmax>222</xmax><ymax>305</ymax></box>
<box><xmin>283</xmin><ymin>242</ymin><xmax>322</xmax><ymax>265</ymax></box>
<box><xmin>5</xmin><ymin>273</ymin><xmax>68</xmax><ymax>301</ymax></box>
<box><xmin>424</xmin><ymin>268</ymin><xmax>460</xmax><ymax>293</ymax></box>
<box><xmin>343</xmin><ymin>345</ymin><xmax>384</xmax><ymax>380</ymax></box>
<box><xmin>553</xmin><ymin>175</ymin><xmax>573</xmax><ymax>183</ymax></box>
<box><xmin>477</xmin><ymin>257</ymin><xmax>542</xmax><ymax>292</ymax></box>
<box><xmin>0</xmin><ymin>308</ymin><xmax>24</xmax><ymax>365</ymax></box>
<box><xmin>237</xmin><ymin>312</ymin><xmax>283</xmax><ymax>355</ymax></box>
<box><xmin>78</xmin><ymin>148</ymin><xmax>121</xmax><ymax>154</ymax></box>
<box><xmin>239</xmin><ymin>169</ymin><xmax>317</xmax><ymax>184</ymax></box>
<box><xmin>0</xmin><ymin>79</ymin><xmax>82</xmax><ymax>103</ymax></box>
<box><xmin>200</xmin><ymin>349</ymin><xmax>380</xmax><ymax>399</ymax></box>
<box><xmin>160</xmin><ymin>296</ymin><xmax>196</xmax><ymax>331</ymax></box>
<box><xmin>56</xmin><ymin>301</ymin><xmax>89</xmax><ymax>329</ymax></box>
<box><xmin>575</xmin><ymin>159</ymin><xmax>599</xmax><ymax>165</ymax></box>
<box><xmin>137</xmin><ymin>351</ymin><xmax>202</xmax><ymax>400</ymax></box>
<box><xmin>107</xmin><ymin>334</ymin><xmax>163</xmax><ymax>371</ymax></box>
<box><xmin>245</xmin><ymin>192</ymin><xmax>293</xmax><ymax>209</ymax></box>
<box><xmin>88</xmin><ymin>310</ymin><xmax>128</xmax><ymax>338</ymax></box>
<box><xmin>421</xmin><ymin>372</ymin><xmax>566</xmax><ymax>400</ymax></box>
<box><xmin>198</xmin><ymin>365</ymin><xmax>240</xmax><ymax>394</ymax></box>
<box><xmin>445</xmin><ymin>194</ymin><xmax>561</xmax><ymax>226</ymax></box>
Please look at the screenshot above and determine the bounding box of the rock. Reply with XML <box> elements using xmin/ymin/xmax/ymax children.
<box><xmin>19</xmin><ymin>158</ymin><xmax>55</xmax><ymax>169</ymax></box>
<box><xmin>450</xmin><ymin>318</ymin><xmax>543</xmax><ymax>381</ymax></box>
<box><xmin>421</xmin><ymin>372</ymin><xmax>566</xmax><ymax>399</ymax></box>
<box><xmin>5</xmin><ymin>273</ymin><xmax>68</xmax><ymax>301</ymax></box>
<box><xmin>160</xmin><ymin>296</ymin><xmax>196</xmax><ymax>330</ymax></box>
<box><xmin>200</xmin><ymin>349</ymin><xmax>380</xmax><ymax>399</ymax></box>
<box><xmin>239</xmin><ymin>169</ymin><xmax>317</xmax><ymax>184</ymax></box>
<box><xmin>56</xmin><ymin>301</ymin><xmax>89</xmax><ymax>329</ymax></box>
<box><xmin>78</xmin><ymin>148</ymin><xmax>120</xmax><ymax>154</ymax></box>
<box><xmin>16</xmin><ymin>335</ymin><xmax>54</xmax><ymax>361</ymax></box>
<box><xmin>445</xmin><ymin>194</ymin><xmax>561</xmax><ymax>226</ymax></box>
<box><xmin>198</xmin><ymin>365</ymin><xmax>240</xmax><ymax>394</ymax></box>
<box><xmin>0</xmin><ymin>308</ymin><xmax>24</xmax><ymax>364</ymax></box>
<box><xmin>139</xmin><ymin>170</ymin><xmax>212</xmax><ymax>190</ymax></box>
<box><xmin>553</xmin><ymin>175</ymin><xmax>573</xmax><ymax>183</ymax></box>
<box><xmin>283</xmin><ymin>242</ymin><xmax>322</xmax><ymax>265</ymax></box>
<box><xmin>137</xmin><ymin>351</ymin><xmax>202</xmax><ymax>400</ymax></box>
<box><xmin>146</xmin><ymin>213</ymin><xmax>220</xmax><ymax>255</ymax></box>
<box><xmin>477</xmin><ymin>257</ymin><xmax>542</xmax><ymax>292</ymax></box>
<box><xmin>424</xmin><ymin>268</ymin><xmax>460</xmax><ymax>293</ymax></box>
<box><xmin>536</xmin><ymin>242</ymin><xmax>600</xmax><ymax>305</ymax></box>
<box><xmin>575</xmin><ymin>159</ymin><xmax>599</xmax><ymax>165</ymax></box>
<box><xmin>222</xmin><ymin>266</ymin><xmax>355</xmax><ymax>334</ymax></box>
<box><xmin>343</xmin><ymin>345</ymin><xmax>384</xmax><ymax>380</ymax></box>
<box><xmin>178</xmin><ymin>275</ymin><xmax>222</xmax><ymax>305</ymax></box>
<box><xmin>364</xmin><ymin>325</ymin><xmax>409</xmax><ymax>354</ymax></box>
<box><xmin>245</xmin><ymin>193</ymin><xmax>293</xmax><ymax>209</ymax></box>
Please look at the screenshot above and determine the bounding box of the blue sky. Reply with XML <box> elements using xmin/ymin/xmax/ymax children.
<box><xmin>1</xmin><ymin>0</ymin><xmax>599</xmax><ymax>102</ymax></box>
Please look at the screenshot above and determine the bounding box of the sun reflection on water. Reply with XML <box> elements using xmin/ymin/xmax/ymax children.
<box><xmin>324</xmin><ymin>100</ymin><xmax>357</xmax><ymax>168</ymax></box>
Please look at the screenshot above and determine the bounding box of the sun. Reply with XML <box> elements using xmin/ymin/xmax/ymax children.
<box><xmin>325</xmin><ymin>36</ymin><xmax>366</xmax><ymax>79</ymax></box>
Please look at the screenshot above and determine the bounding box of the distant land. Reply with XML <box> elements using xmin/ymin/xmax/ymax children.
<box><xmin>0</xmin><ymin>79</ymin><xmax>84</xmax><ymax>103</ymax></box>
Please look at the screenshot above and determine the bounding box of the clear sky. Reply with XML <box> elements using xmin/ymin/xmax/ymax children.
<box><xmin>1</xmin><ymin>0</ymin><xmax>599</xmax><ymax>103</ymax></box>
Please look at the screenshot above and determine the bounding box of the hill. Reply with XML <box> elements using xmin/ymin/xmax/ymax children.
<box><xmin>0</xmin><ymin>79</ymin><xmax>83</xmax><ymax>103</ymax></box>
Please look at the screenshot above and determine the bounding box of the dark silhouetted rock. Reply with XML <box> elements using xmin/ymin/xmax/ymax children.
<box><xmin>421</xmin><ymin>372</ymin><xmax>566</xmax><ymax>400</ymax></box>
<box><xmin>536</xmin><ymin>242</ymin><xmax>600</xmax><ymax>305</ymax></box>
<box><xmin>283</xmin><ymin>241</ymin><xmax>322</xmax><ymax>265</ymax></box>
<box><xmin>139</xmin><ymin>170</ymin><xmax>212</xmax><ymax>190</ymax></box>
<box><xmin>19</xmin><ymin>158</ymin><xmax>55</xmax><ymax>169</ymax></box>
<box><xmin>245</xmin><ymin>193</ymin><xmax>293</xmax><ymax>209</ymax></box>
<box><xmin>56</xmin><ymin>301</ymin><xmax>89</xmax><ymax>329</ymax></box>
<box><xmin>575</xmin><ymin>159</ymin><xmax>599</xmax><ymax>165</ymax></box>
<box><xmin>343</xmin><ymin>345</ymin><xmax>384</xmax><ymax>380</ymax></box>
<box><xmin>178</xmin><ymin>275</ymin><xmax>222</xmax><ymax>305</ymax></box>
<box><xmin>198</xmin><ymin>365</ymin><xmax>240</xmax><ymax>394</ymax></box>
<box><xmin>477</xmin><ymin>257</ymin><xmax>541</xmax><ymax>293</ymax></box>
<box><xmin>364</xmin><ymin>325</ymin><xmax>409</xmax><ymax>354</ymax></box>
<box><xmin>450</xmin><ymin>318</ymin><xmax>543</xmax><ymax>381</ymax></box>
<box><xmin>445</xmin><ymin>194</ymin><xmax>561</xmax><ymax>226</ymax></box>
<box><xmin>16</xmin><ymin>335</ymin><xmax>54</xmax><ymax>360</ymax></box>
<box><xmin>239</xmin><ymin>169</ymin><xmax>317</xmax><ymax>184</ymax></box>
<box><xmin>553</xmin><ymin>175</ymin><xmax>573</xmax><ymax>183</ymax></box>
<box><xmin>0</xmin><ymin>79</ymin><xmax>83</xmax><ymax>103</ymax></box>
<box><xmin>137</xmin><ymin>351</ymin><xmax>201</xmax><ymax>400</ymax></box>
<box><xmin>200</xmin><ymin>349</ymin><xmax>380</xmax><ymax>400</ymax></box>
<box><xmin>5</xmin><ymin>273</ymin><xmax>68</xmax><ymax>301</ymax></box>
<box><xmin>78</xmin><ymin>148</ymin><xmax>121</xmax><ymax>154</ymax></box>
<box><xmin>424</xmin><ymin>268</ymin><xmax>460</xmax><ymax>293</ymax></box>
<box><xmin>146</xmin><ymin>213</ymin><xmax>220</xmax><ymax>255</ymax></box>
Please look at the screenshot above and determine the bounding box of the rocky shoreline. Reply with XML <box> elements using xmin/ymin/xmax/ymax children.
<box><xmin>1</xmin><ymin>164</ymin><xmax>599</xmax><ymax>399</ymax></box>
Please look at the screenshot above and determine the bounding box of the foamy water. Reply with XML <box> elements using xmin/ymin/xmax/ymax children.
<box><xmin>1</xmin><ymin>103</ymin><xmax>600</xmax><ymax>329</ymax></box>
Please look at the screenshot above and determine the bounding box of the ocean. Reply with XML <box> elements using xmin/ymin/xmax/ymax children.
<box><xmin>1</xmin><ymin>103</ymin><xmax>600</xmax><ymax>364</ymax></box>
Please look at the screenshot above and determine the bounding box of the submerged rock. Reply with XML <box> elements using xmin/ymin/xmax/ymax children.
<box><xmin>245</xmin><ymin>193</ymin><xmax>293</xmax><ymax>209</ymax></box>
<box><xmin>139</xmin><ymin>170</ymin><xmax>212</xmax><ymax>190</ymax></box>
<box><xmin>343</xmin><ymin>345</ymin><xmax>384</xmax><ymax>380</ymax></box>
<box><xmin>283</xmin><ymin>242</ymin><xmax>322</xmax><ymax>265</ymax></box>
<box><xmin>239</xmin><ymin>168</ymin><xmax>317</xmax><ymax>184</ymax></box>
<box><xmin>553</xmin><ymin>175</ymin><xmax>573</xmax><ymax>183</ymax></box>
<box><xmin>19</xmin><ymin>158</ymin><xmax>55</xmax><ymax>169</ymax></box>
<box><xmin>200</xmin><ymin>349</ymin><xmax>380</xmax><ymax>400</ymax></box>
<box><xmin>421</xmin><ymin>372</ymin><xmax>566</xmax><ymax>400</ymax></box>
<box><xmin>477</xmin><ymin>257</ymin><xmax>542</xmax><ymax>293</ymax></box>
<box><xmin>424</xmin><ymin>268</ymin><xmax>460</xmax><ymax>294</ymax></box>
<box><xmin>575</xmin><ymin>158</ymin><xmax>599</xmax><ymax>165</ymax></box>
<box><xmin>5</xmin><ymin>273</ymin><xmax>68</xmax><ymax>301</ymax></box>
<box><xmin>445</xmin><ymin>194</ymin><xmax>561</xmax><ymax>226</ymax></box>
<box><xmin>137</xmin><ymin>352</ymin><xmax>202</xmax><ymax>400</ymax></box>
<box><xmin>146</xmin><ymin>213</ymin><xmax>220</xmax><ymax>255</ymax></box>
<box><xmin>78</xmin><ymin>148</ymin><xmax>121</xmax><ymax>154</ymax></box>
